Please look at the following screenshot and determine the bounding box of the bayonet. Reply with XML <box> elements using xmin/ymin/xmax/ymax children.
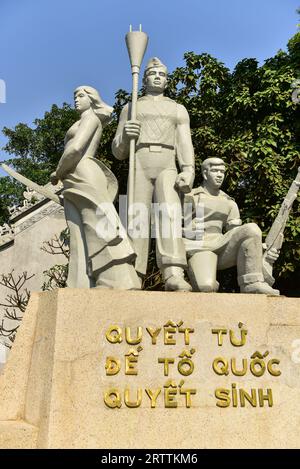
<box><xmin>1</xmin><ymin>163</ymin><xmax>63</xmax><ymax>206</ymax></box>
<box><xmin>263</xmin><ymin>167</ymin><xmax>300</xmax><ymax>285</ymax></box>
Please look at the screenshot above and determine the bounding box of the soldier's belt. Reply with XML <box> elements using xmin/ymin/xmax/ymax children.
<box><xmin>136</xmin><ymin>143</ymin><xmax>175</xmax><ymax>153</ymax></box>
<box><xmin>204</xmin><ymin>227</ymin><xmax>223</xmax><ymax>234</ymax></box>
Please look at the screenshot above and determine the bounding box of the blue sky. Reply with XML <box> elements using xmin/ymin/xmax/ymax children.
<box><xmin>0</xmin><ymin>0</ymin><xmax>299</xmax><ymax>164</ymax></box>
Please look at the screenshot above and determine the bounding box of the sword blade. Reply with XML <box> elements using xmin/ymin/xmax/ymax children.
<box><xmin>1</xmin><ymin>163</ymin><xmax>63</xmax><ymax>205</ymax></box>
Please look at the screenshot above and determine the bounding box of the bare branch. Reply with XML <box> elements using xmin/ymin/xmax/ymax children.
<box><xmin>42</xmin><ymin>264</ymin><xmax>68</xmax><ymax>291</ymax></box>
<box><xmin>4</xmin><ymin>308</ymin><xmax>22</xmax><ymax>321</ymax></box>
<box><xmin>41</xmin><ymin>230</ymin><xmax>70</xmax><ymax>259</ymax></box>
<box><xmin>0</xmin><ymin>270</ymin><xmax>34</xmax><ymax>348</ymax></box>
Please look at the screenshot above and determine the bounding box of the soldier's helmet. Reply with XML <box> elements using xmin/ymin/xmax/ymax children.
<box><xmin>144</xmin><ymin>57</ymin><xmax>168</xmax><ymax>77</ymax></box>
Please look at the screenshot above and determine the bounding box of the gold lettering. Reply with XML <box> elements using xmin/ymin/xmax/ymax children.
<box><xmin>250</xmin><ymin>353</ymin><xmax>266</xmax><ymax>377</ymax></box>
<box><xmin>212</xmin><ymin>328</ymin><xmax>227</xmax><ymax>346</ymax></box>
<box><xmin>104</xmin><ymin>389</ymin><xmax>122</xmax><ymax>408</ymax></box>
<box><xmin>258</xmin><ymin>388</ymin><xmax>273</xmax><ymax>407</ymax></box>
<box><xmin>164</xmin><ymin>380</ymin><xmax>178</xmax><ymax>408</ymax></box>
<box><xmin>165</xmin><ymin>388</ymin><xmax>178</xmax><ymax>408</ymax></box>
<box><xmin>164</xmin><ymin>321</ymin><xmax>177</xmax><ymax>345</ymax></box>
<box><xmin>232</xmin><ymin>383</ymin><xmax>238</xmax><ymax>407</ymax></box>
<box><xmin>125</xmin><ymin>326</ymin><xmax>142</xmax><ymax>345</ymax></box>
<box><xmin>229</xmin><ymin>324</ymin><xmax>247</xmax><ymax>347</ymax></box>
<box><xmin>124</xmin><ymin>388</ymin><xmax>142</xmax><ymax>408</ymax></box>
<box><xmin>179</xmin><ymin>387</ymin><xmax>197</xmax><ymax>408</ymax></box>
<box><xmin>178</xmin><ymin>327</ymin><xmax>195</xmax><ymax>345</ymax></box>
<box><xmin>215</xmin><ymin>388</ymin><xmax>230</xmax><ymax>408</ymax></box>
<box><xmin>146</xmin><ymin>327</ymin><xmax>161</xmax><ymax>344</ymax></box>
<box><xmin>125</xmin><ymin>353</ymin><xmax>138</xmax><ymax>375</ymax></box>
<box><xmin>231</xmin><ymin>358</ymin><xmax>247</xmax><ymax>376</ymax></box>
<box><xmin>145</xmin><ymin>388</ymin><xmax>162</xmax><ymax>408</ymax></box>
<box><xmin>105</xmin><ymin>356</ymin><xmax>121</xmax><ymax>376</ymax></box>
<box><xmin>178</xmin><ymin>358</ymin><xmax>194</xmax><ymax>376</ymax></box>
<box><xmin>212</xmin><ymin>357</ymin><xmax>229</xmax><ymax>375</ymax></box>
<box><xmin>267</xmin><ymin>359</ymin><xmax>281</xmax><ymax>376</ymax></box>
<box><xmin>105</xmin><ymin>325</ymin><xmax>122</xmax><ymax>344</ymax></box>
<box><xmin>239</xmin><ymin>388</ymin><xmax>257</xmax><ymax>407</ymax></box>
<box><xmin>158</xmin><ymin>357</ymin><xmax>175</xmax><ymax>376</ymax></box>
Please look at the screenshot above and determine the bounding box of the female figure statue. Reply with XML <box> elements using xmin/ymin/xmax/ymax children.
<box><xmin>51</xmin><ymin>86</ymin><xmax>140</xmax><ymax>289</ymax></box>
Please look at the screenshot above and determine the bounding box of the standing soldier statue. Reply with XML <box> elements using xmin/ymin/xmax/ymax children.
<box><xmin>112</xmin><ymin>57</ymin><xmax>195</xmax><ymax>290</ymax></box>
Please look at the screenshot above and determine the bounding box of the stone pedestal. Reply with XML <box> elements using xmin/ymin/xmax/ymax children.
<box><xmin>0</xmin><ymin>289</ymin><xmax>299</xmax><ymax>448</ymax></box>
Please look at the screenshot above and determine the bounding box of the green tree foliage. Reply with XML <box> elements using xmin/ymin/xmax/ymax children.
<box><xmin>163</xmin><ymin>46</ymin><xmax>300</xmax><ymax>294</ymax></box>
<box><xmin>1</xmin><ymin>27</ymin><xmax>299</xmax><ymax>294</ymax></box>
<box><xmin>0</xmin><ymin>104</ymin><xmax>78</xmax><ymax>223</ymax></box>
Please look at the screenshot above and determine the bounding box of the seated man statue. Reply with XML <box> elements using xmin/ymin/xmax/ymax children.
<box><xmin>183</xmin><ymin>157</ymin><xmax>279</xmax><ymax>295</ymax></box>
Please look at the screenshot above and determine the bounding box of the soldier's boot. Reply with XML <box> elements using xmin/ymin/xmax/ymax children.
<box><xmin>94</xmin><ymin>263</ymin><xmax>141</xmax><ymax>290</ymax></box>
<box><xmin>162</xmin><ymin>266</ymin><xmax>192</xmax><ymax>292</ymax></box>
<box><xmin>238</xmin><ymin>273</ymin><xmax>279</xmax><ymax>295</ymax></box>
<box><xmin>241</xmin><ymin>281</ymin><xmax>279</xmax><ymax>295</ymax></box>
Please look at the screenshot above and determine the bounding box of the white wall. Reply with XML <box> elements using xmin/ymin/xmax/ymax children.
<box><xmin>0</xmin><ymin>343</ymin><xmax>8</xmax><ymax>373</ymax></box>
<box><xmin>0</xmin><ymin>200</ymin><xmax>68</xmax><ymax>363</ymax></box>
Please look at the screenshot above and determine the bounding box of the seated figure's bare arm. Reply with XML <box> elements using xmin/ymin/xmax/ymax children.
<box><xmin>225</xmin><ymin>201</ymin><xmax>242</xmax><ymax>231</ymax></box>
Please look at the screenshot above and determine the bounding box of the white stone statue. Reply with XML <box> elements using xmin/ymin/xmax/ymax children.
<box><xmin>20</xmin><ymin>187</ymin><xmax>40</xmax><ymax>210</ymax></box>
<box><xmin>183</xmin><ymin>157</ymin><xmax>280</xmax><ymax>295</ymax></box>
<box><xmin>0</xmin><ymin>223</ymin><xmax>13</xmax><ymax>236</ymax></box>
<box><xmin>23</xmin><ymin>187</ymin><xmax>36</xmax><ymax>204</ymax></box>
<box><xmin>50</xmin><ymin>86</ymin><xmax>140</xmax><ymax>289</ymax></box>
<box><xmin>0</xmin><ymin>223</ymin><xmax>14</xmax><ymax>246</ymax></box>
<box><xmin>112</xmin><ymin>57</ymin><xmax>195</xmax><ymax>291</ymax></box>
<box><xmin>8</xmin><ymin>204</ymin><xmax>18</xmax><ymax>216</ymax></box>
